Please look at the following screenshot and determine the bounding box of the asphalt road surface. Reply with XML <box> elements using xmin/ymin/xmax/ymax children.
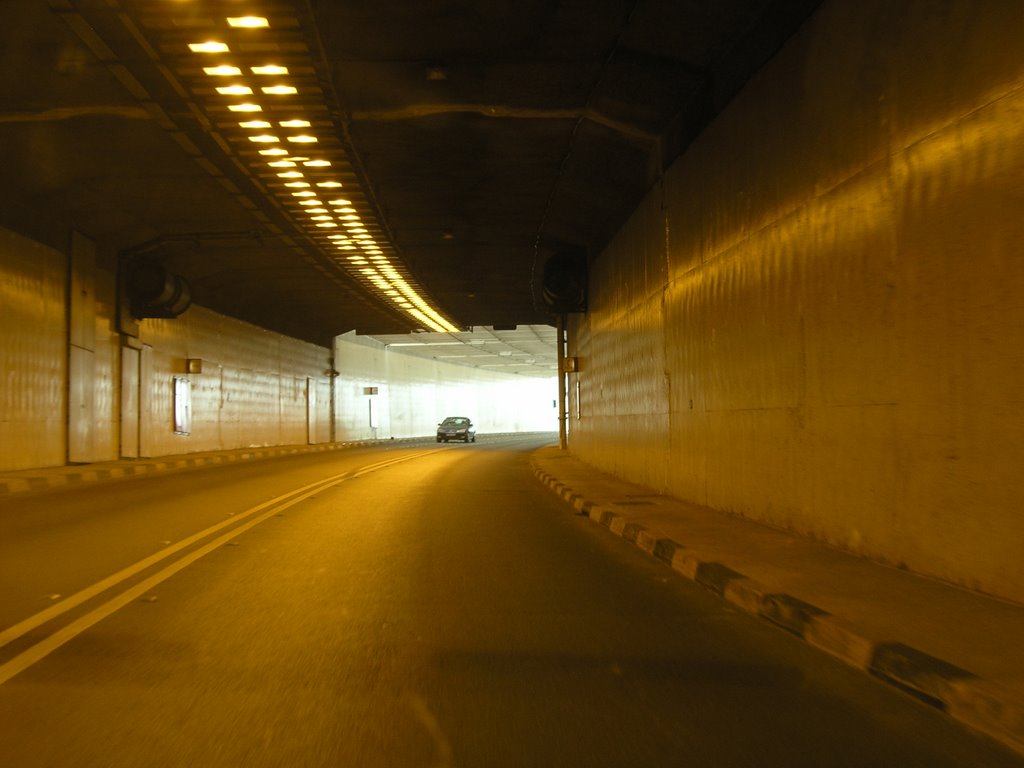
<box><xmin>0</xmin><ymin>435</ymin><xmax>1019</xmax><ymax>767</ymax></box>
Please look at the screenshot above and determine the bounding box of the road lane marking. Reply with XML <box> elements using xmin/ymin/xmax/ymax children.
<box><xmin>0</xmin><ymin>475</ymin><xmax>341</xmax><ymax>651</ymax></box>
<box><xmin>0</xmin><ymin>489</ymin><xmax>313</xmax><ymax>685</ymax></box>
<box><xmin>0</xmin><ymin>449</ymin><xmax>439</xmax><ymax>660</ymax></box>
<box><xmin>409</xmin><ymin>693</ymin><xmax>454</xmax><ymax>768</ymax></box>
<box><xmin>0</xmin><ymin>448</ymin><xmax>444</xmax><ymax>685</ymax></box>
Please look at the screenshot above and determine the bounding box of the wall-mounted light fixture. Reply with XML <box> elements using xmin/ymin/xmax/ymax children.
<box><xmin>186</xmin><ymin>358</ymin><xmax>204</xmax><ymax>374</ymax></box>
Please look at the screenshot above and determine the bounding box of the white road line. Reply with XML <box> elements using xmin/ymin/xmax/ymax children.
<box><xmin>0</xmin><ymin>449</ymin><xmax>440</xmax><ymax>673</ymax></box>
<box><xmin>409</xmin><ymin>693</ymin><xmax>455</xmax><ymax>768</ymax></box>
<box><xmin>0</xmin><ymin>490</ymin><xmax>307</xmax><ymax>685</ymax></box>
<box><xmin>0</xmin><ymin>474</ymin><xmax>341</xmax><ymax>651</ymax></box>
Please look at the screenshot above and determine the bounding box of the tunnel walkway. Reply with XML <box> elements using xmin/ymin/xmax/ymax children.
<box><xmin>531</xmin><ymin>447</ymin><xmax>1024</xmax><ymax>758</ymax></box>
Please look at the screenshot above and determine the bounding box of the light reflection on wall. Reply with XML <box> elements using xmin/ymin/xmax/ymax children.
<box><xmin>568</xmin><ymin>1</ymin><xmax>1024</xmax><ymax>604</ymax></box>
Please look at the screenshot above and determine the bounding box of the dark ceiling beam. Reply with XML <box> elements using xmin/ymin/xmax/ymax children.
<box><xmin>348</xmin><ymin>104</ymin><xmax>658</xmax><ymax>145</ymax></box>
<box><xmin>0</xmin><ymin>106</ymin><xmax>152</xmax><ymax>123</ymax></box>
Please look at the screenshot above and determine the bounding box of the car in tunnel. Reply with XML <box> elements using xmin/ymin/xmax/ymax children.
<box><xmin>436</xmin><ymin>416</ymin><xmax>476</xmax><ymax>443</ymax></box>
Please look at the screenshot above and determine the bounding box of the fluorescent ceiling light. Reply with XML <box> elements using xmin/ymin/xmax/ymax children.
<box><xmin>252</xmin><ymin>65</ymin><xmax>288</xmax><ymax>75</ymax></box>
<box><xmin>190</xmin><ymin>42</ymin><xmax>229</xmax><ymax>53</ymax></box>
<box><xmin>391</xmin><ymin>342</ymin><xmax>463</xmax><ymax>347</ymax></box>
<box><xmin>262</xmin><ymin>85</ymin><xmax>297</xmax><ymax>95</ymax></box>
<box><xmin>227</xmin><ymin>16</ymin><xmax>269</xmax><ymax>28</ymax></box>
<box><xmin>228</xmin><ymin>103</ymin><xmax>262</xmax><ymax>112</ymax></box>
<box><xmin>204</xmin><ymin>65</ymin><xmax>241</xmax><ymax>76</ymax></box>
<box><xmin>216</xmin><ymin>85</ymin><xmax>252</xmax><ymax>95</ymax></box>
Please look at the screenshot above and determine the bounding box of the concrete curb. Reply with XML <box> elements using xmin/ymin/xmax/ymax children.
<box><xmin>531</xmin><ymin>460</ymin><xmax>1024</xmax><ymax>758</ymax></box>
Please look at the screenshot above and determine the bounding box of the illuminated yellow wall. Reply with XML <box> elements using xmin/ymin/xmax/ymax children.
<box><xmin>0</xmin><ymin>226</ymin><xmax>555</xmax><ymax>471</ymax></box>
<box><xmin>136</xmin><ymin>308</ymin><xmax>333</xmax><ymax>456</ymax></box>
<box><xmin>0</xmin><ymin>226</ymin><xmax>335</xmax><ymax>466</ymax></box>
<box><xmin>569</xmin><ymin>0</ymin><xmax>1024</xmax><ymax>602</ymax></box>
<box><xmin>0</xmin><ymin>229</ymin><xmax>69</xmax><ymax>470</ymax></box>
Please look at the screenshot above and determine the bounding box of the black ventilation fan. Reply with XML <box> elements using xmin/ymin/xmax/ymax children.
<box><xmin>542</xmin><ymin>247</ymin><xmax>588</xmax><ymax>314</ymax></box>
<box><xmin>127</xmin><ymin>260</ymin><xmax>192</xmax><ymax>319</ymax></box>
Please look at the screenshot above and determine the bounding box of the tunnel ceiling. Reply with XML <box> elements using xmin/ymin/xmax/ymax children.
<box><xmin>0</xmin><ymin>0</ymin><xmax>820</xmax><ymax>346</ymax></box>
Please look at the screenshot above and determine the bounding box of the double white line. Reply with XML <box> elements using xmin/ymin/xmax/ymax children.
<box><xmin>0</xmin><ymin>450</ymin><xmax>436</xmax><ymax>685</ymax></box>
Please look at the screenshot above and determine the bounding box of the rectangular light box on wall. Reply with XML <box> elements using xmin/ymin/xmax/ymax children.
<box><xmin>173</xmin><ymin>376</ymin><xmax>191</xmax><ymax>435</ymax></box>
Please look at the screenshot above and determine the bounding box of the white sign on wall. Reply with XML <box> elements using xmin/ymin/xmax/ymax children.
<box><xmin>173</xmin><ymin>376</ymin><xmax>192</xmax><ymax>435</ymax></box>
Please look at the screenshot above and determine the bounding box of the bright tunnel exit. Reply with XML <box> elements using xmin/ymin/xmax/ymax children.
<box><xmin>333</xmin><ymin>327</ymin><xmax>559</xmax><ymax>441</ymax></box>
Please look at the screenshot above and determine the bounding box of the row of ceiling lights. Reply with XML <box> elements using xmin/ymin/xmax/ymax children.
<box><xmin>179</xmin><ymin>11</ymin><xmax>458</xmax><ymax>332</ymax></box>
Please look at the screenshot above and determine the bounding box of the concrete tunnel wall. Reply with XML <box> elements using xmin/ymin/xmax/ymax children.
<box><xmin>0</xmin><ymin>225</ymin><xmax>555</xmax><ymax>472</ymax></box>
<box><xmin>567</xmin><ymin>0</ymin><xmax>1024</xmax><ymax>604</ymax></box>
